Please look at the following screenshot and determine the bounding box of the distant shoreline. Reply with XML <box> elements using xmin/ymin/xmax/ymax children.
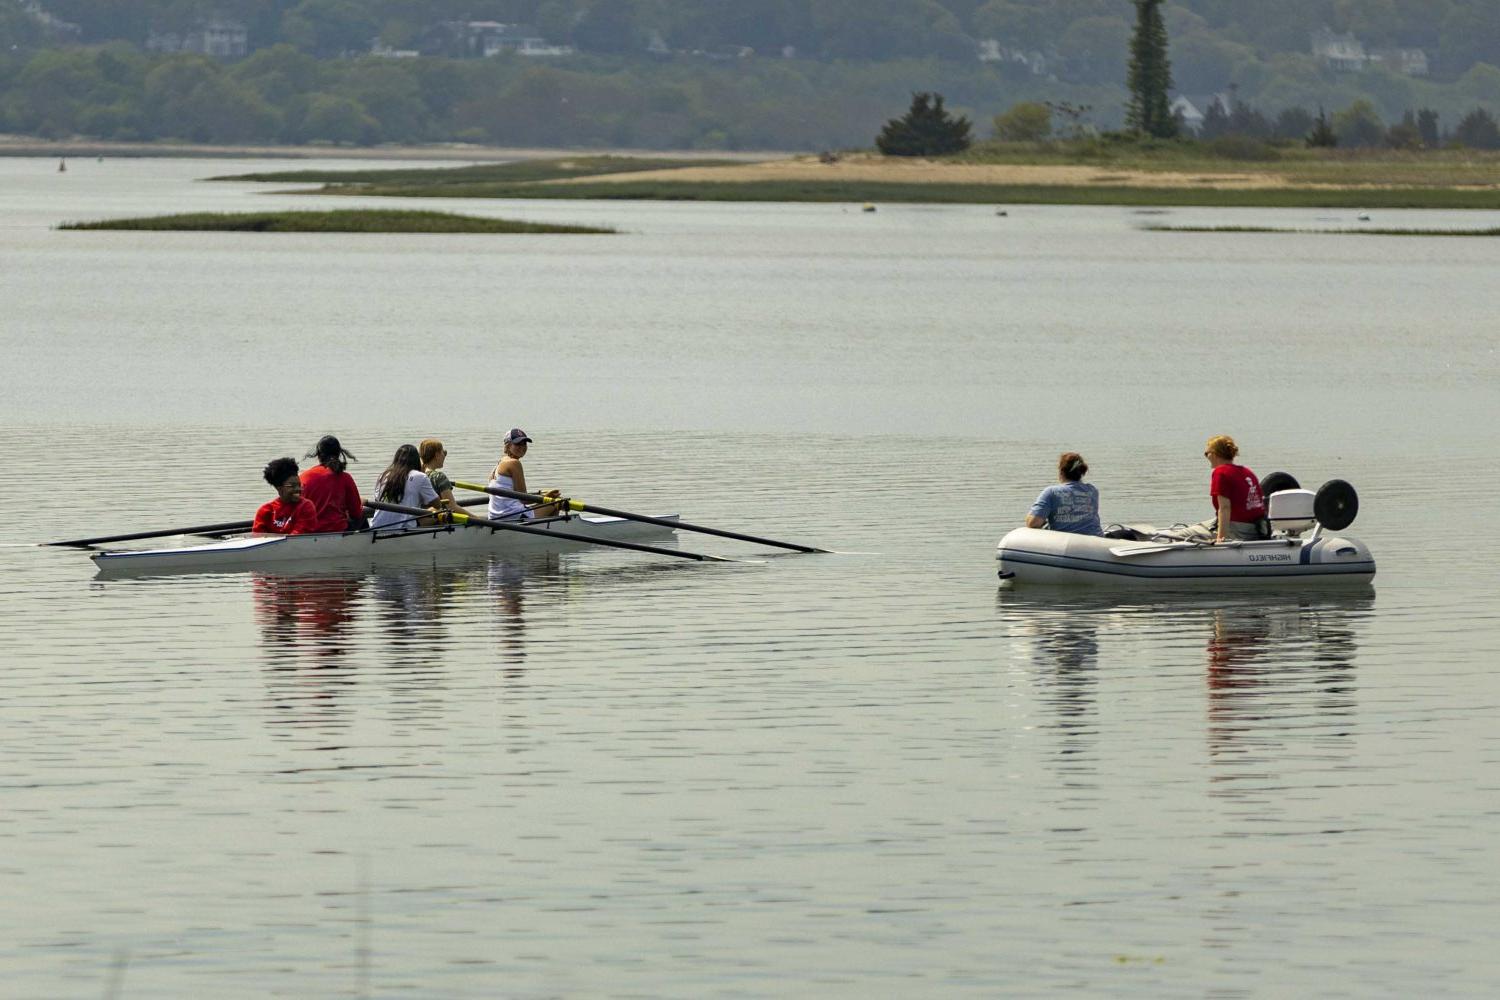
<box><xmin>220</xmin><ymin>151</ymin><xmax>1500</xmax><ymax>210</ymax></box>
<box><xmin>0</xmin><ymin>136</ymin><xmax>785</xmax><ymax>163</ymax></box>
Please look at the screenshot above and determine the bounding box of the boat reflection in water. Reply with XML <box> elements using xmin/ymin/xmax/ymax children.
<box><xmin>253</xmin><ymin>571</ymin><xmax>369</xmax><ymax>735</ymax></box>
<box><xmin>995</xmin><ymin>591</ymin><xmax>1103</xmax><ymax>760</ymax></box>
<box><xmin>1201</xmin><ymin>591</ymin><xmax>1371</xmax><ymax>768</ymax></box>
<box><xmin>251</xmin><ymin>552</ymin><xmax>689</xmax><ymax>733</ymax></box>
<box><xmin>996</xmin><ymin>587</ymin><xmax>1375</xmax><ymax>771</ymax></box>
<box><xmin>251</xmin><ymin>553</ymin><xmax>562</xmax><ymax>734</ymax></box>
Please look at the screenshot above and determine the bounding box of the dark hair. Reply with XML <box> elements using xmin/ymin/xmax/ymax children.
<box><xmin>306</xmin><ymin>434</ymin><xmax>356</xmax><ymax>475</ymax></box>
<box><xmin>263</xmin><ymin>456</ymin><xmax>300</xmax><ymax>488</ymax></box>
<box><xmin>376</xmin><ymin>444</ymin><xmax>421</xmax><ymax>503</ymax></box>
<box><xmin>1058</xmin><ymin>451</ymin><xmax>1088</xmax><ymax>482</ymax></box>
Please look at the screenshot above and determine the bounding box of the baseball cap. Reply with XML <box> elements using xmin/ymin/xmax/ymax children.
<box><xmin>504</xmin><ymin>428</ymin><xmax>533</xmax><ymax>445</ymax></box>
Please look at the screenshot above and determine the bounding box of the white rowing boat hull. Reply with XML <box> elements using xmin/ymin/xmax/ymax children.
<box><xmin>92</xmin><ymin>513</ymin><xmax>679</xmax><ymax>577</ymax></box>
<box><xmin>996</xmin><ymin>527</ymin><xmax>1375</xmax><ymax>588</ymax></box>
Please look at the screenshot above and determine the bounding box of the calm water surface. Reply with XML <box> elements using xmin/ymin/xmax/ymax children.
<box><xmin>1</xmin><ymin>157</ymin><xmax>1498</xmax><ymax>997</ymax></box>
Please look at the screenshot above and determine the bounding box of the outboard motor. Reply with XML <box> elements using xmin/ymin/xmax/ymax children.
<box><xmin>1263</xmin><ymin>472</ymin><xmax>1359</xmax><ymax>537</ymax></box>
<box><xmin>1267</xmin><ymin>488</ymin><xmax>1317</xmax><ymax>536</ymax></box>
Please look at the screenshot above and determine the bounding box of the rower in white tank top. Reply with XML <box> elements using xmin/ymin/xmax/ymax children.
<box><xmin>487</xmin><ymin>472</ymin><xmax>530</xmax><ymax>520</ymax></box>
<box><xmin>488</xmin><ymin>428</ymin><xmax>564</xmax><ymax>521</ymax></box>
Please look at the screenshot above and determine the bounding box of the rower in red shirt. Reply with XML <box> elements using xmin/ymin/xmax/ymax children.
<box><xmin>299</xmin><ymin>434</ymin><xmax>366</xmax><ymax>532</ymax></box>
<box><xmin>254</xmin><ymin>457</ymin><xmax>319</xmax><ymax>535</ymax></box>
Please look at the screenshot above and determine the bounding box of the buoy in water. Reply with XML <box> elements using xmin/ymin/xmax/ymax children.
<box><xmin>862</xmin><ymin>202</ymin><xmax>876</xmax><ymax>213</ymax></box>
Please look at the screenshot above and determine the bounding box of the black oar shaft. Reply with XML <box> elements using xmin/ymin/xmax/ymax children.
<box><xmin>460</xmin><ymin>482</ymin><xmax>827</xmax><ymax>554</ymax></box>
<box><xmin>364</xmin><ymin>501</ymin><xmax>727</xmax><ymax>563</ymax></box>
<box><xmin>46</xmin><ymin>520</ymin><xmax>253</xmax><ymax>548</ymax></box>
<box><xmin>50</xmin><ymin>498</ymin><xmax>487</xmax><ymax>550</ymax></box>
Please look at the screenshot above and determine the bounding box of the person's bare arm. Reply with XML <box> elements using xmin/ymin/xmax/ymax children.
<box><xmin>507</xmin><ymin>462</ymin><xmax>527</xmax><ymax>495</ymax></box>
<box><xmin>1215</xmin><ymin>496</ymin><xmax>1233</xmax><ymax>543</ymax></box>
<box><xmin>1026</xmin><ymin>514</ymin><xmax>1047</xmax><ymax>528</ymax></box>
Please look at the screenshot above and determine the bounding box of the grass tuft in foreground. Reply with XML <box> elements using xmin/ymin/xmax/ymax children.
<box><xmin>58</xmin><ymin>209</ymin><xmax>615</xmax><ymax>234</ymax></box>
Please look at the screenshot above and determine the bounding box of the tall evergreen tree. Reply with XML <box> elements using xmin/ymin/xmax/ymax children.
<box><xmin>1125</xmin><ymin>0</ymin><xmax>1176</xmax><ymax>138</ymax></box>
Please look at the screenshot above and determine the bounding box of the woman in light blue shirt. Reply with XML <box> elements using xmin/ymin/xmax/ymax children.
<box><xmin>1026</xmin><ymin>452</ymin><xmax>1102</xmax><ymax>536</ymax></box>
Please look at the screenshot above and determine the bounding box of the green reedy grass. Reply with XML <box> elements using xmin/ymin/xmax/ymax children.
<box><xmin>58</xmin><ymin>209</ymin><xmax>615</xmax><ymax>233</ymax></box>
<box><xmin>211</xmin><ymin>144</ymin><xmax>1500</xmax><ymax>209</ymax></box>
<box><xmin>311</xmin><ymin>179</ymin><xmax>1500</xmax><ymax>209</ymax></box>
<box><xmin>210</xmin><ymin>155</ymin><xmax>736</xmax><ymax>185</ymax></box>
<box><xmin>1145</xmin><ymin>225</ymin><xmax>1500</xmax><ymax>236</ymax></box>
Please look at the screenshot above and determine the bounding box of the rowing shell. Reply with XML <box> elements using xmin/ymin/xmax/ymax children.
<box><xmin>92</xmin><ymin>512</ymin><xmax>679</xmax><ymax>577</ymax></box>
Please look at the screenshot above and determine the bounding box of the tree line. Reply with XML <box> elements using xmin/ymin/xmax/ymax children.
<box><xmin>6</xmin><ymin>0</ymin><xmax>1500</xmax><ymax>151</ymax></box>
<box><xmin>13</xmin><ymin>1</ymin><xmax>1500</xmax><ymax>78</ymax></box>
<box><xmin>1</xmin><ymin>42</ymin><xmax>1025</xmax><ymax>148</ymax></box>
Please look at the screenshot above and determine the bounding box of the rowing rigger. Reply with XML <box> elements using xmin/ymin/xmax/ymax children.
<box><xmin>364</xmin><ymin>500</ymin><xmax>736</xmax><ymax>563</ymax></box>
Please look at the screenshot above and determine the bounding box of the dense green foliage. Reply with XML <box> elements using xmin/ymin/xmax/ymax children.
<box><xmin>4</xmin><ymin>1</ymin><xmax>1500</xmax><ymax>149</ymax></box>
<box><xmin>12</xmin><ymin>1</ymin><xmax>1500</xmax><ymax>73</ymax></box>
<box><xmin>1125</xmin><ymin>0</ymin><xmax>1174</xmax><ymax>138</ymax></box>
<box><xmin>992</xmin><ymin>100</ymin><xmax>1050</xmax><ymax>141</ymax></box>
<box><xmin>58</xmin><ymin>208</ymin><xmax>614</xmax><ymax>232</ymax></box>
<box><xmin>876</xmin><ymin>91</ymin><xmax>971</xmax><ymax>155</ymax></box>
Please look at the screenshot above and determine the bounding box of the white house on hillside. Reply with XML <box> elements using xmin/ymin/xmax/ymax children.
<box><xmin>1170</xmin><ymin>95</ymin><xmax>1204</xmax><ymax>133</ymax></box>
<box><xmin>146</xmin><ymin>19</ymin><xmax>248</xmax><ymax>57</ymax></box>
<box><xmin>977</xmin><ymin>38</ymin><xmax>1048</xmax><ymax>75</ymax></box>
<box><xmin>1370</xmin><ymin>47</ymin><xmax>1429</xmax><ymax>76</ymax></box>
<box><xmin>1311</xmin><ymin>28</ymin><xmax>1428</xmax><ymax>76</ymax></box>
<box><xmin>1310</xmin><ymin>28</ymin><xmax>1366</xmax><ymax>72</ymax></box>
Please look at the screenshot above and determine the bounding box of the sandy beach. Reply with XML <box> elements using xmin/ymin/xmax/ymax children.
<box><xmin>548</xmin><ymin>152</ymin><xmax>1297</xmax><ymax>190</ymax></box>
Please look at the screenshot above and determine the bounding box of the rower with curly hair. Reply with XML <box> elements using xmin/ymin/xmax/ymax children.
<box><xmin>254</xmin><ymin>456</ymin><xmax>318</xmax><ymax>535</ymax></box>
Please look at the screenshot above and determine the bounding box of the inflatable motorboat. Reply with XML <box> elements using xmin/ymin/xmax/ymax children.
<box><xmin>996</xmin><ymin>476</ymin><xmax>1375</xmax><ymax>588</ymax></box>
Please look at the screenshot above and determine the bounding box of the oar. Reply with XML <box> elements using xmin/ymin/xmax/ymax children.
<box><xmin>453</xmin><ymin>480</ymin><xmax>828</xmax><ymax>554</ymax></box>
<box><xmin>365</xmin><ymin>500</ymin><xmax>737</xmax><ymax>563</ymax></box>
<box><xmin>46</xmin><ymin>520</ymin><xmax>253</xmax><ymax>549</ymax></box>
<box><xmin>1110</xmin><ymin>543</ymin><xmax>1196</xmax><ymax>557</ymax></box>
<box><xmin>48</xmin><ymin>496</ymin><xmax>492</xmax><ymax>550</ymax></box>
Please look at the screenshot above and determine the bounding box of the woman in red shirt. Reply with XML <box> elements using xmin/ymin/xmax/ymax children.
<box><xmin>299</xmin><ymin>434</ymin><xmax>365</xmax><ymax>533</ymax></box>
<box><xmin>254</xmin><ymin>457</ymin><xmax>318</xmax><ymax>535</ymax></box>
<box><xmin>1203</xmin><ymin>435</ymin><xmax>1267</xmax><ymax>543</ymax></box>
